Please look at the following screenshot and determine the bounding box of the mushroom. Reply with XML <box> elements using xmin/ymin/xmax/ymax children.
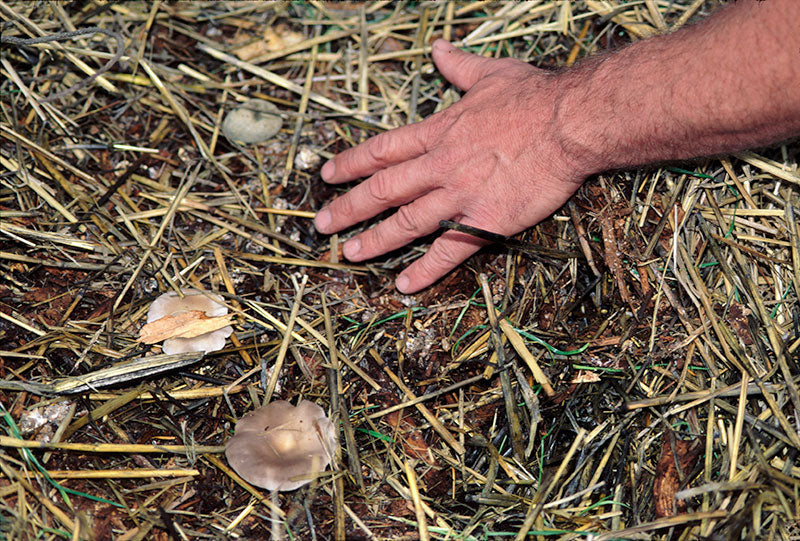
<box><xmin>146</xmin><ymin>288</ymin><xmax>233</xmax><ymax>355</ymax></box>
<box><xmin>225</xmin><ymin>400</ymin><xmax>337</xmax><ymax>491</ymax></box>
<box><xmin>222</xmin><ymin>99</ymin><xmax>282</xmax><ymax>144</ymax></box>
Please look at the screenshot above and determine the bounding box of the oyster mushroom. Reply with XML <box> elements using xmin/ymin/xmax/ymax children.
<box><xmin>146</xmin><ymin>288</ymin><xmax>233</xmax><ymax>355</ymax></box>
<box><xmin>222</xmin><ymin>99</ymin><xmax>282</xmax><ymax>144</ymax></box>
<box><xmin>225</xmin><ymin>400</ymin><xmax>337</xmax><ymax>491</ymax></box>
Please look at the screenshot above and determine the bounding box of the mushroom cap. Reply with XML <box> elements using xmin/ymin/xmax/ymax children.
<box><xmin>225</xmin><ymin>400</ymin><xmax>337</xmax><ymax>491</ymax></box>
<box><xmin>146</xmin><ymin>289</ymin><xmax>233</xmax><ymax>355</ymax></box>
<box><xmin>222</xmin><ymin>99</ymin><xmax>282</xmax><ymax>144</ymax></box>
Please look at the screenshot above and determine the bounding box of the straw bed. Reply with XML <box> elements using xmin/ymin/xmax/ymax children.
<box><xmin>1</xmin><ymin>1</ymin><xmax>798</xmax><ymax>539</ymax></box>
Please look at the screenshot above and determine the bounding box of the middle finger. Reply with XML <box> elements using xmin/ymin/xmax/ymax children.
<box><xmin>317</xmin><ymin>153</ymin><xmax>441</xmax><ymax>234</ymax></box>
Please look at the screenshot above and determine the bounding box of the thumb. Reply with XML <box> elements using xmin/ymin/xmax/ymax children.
<box><xmin>432</xmin><ymin>39</ymin><xmax>497</xmax><ymax>92</ymax></box>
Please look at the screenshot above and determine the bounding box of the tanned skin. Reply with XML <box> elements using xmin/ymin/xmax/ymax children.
<box><xmin>315</xmin><ymin>0</ymin><xmax>800</xmax><ymax>293</ymax></box>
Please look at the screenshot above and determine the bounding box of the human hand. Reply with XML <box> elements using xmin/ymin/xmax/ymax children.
<box><xmin>315</xmin><ymin>40</ymin><xmax>592</xmax><ymax>293</ymax></box>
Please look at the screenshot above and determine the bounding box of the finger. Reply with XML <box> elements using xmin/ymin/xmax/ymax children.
<box><xmin>315</xmin><ymin>154</ymin><xmax>438</xmax><ymax>234</ymax></box>
<box><xmin>342</xmin><ymin>192</ymin><xmax>458</xmax><ymax>262</ymax></box>
<box><xmin>395</xmin><ymin>229</ymin><xmax>488</xmax><ymax>293</ymax></box>
<box><xmin>431</xmin><ymin>39</ymin><xmax>499</xmax><ymax>92</ymax></box>
<box><xmin>320</xmin><ymin>121</ymin><xmax>431</xmax><ymax>184</ymax></box>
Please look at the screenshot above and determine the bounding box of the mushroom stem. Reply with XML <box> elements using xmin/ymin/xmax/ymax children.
<box><xmin>270</xmin><ymin>489</ymin><xmax>284</xmax><ymax>541</ymax></box>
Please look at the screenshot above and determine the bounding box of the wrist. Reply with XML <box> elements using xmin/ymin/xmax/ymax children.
<box><xmin>551</xmin><ymin>60</ymin><xmax>617</xmax><ymax>178</ymax></box>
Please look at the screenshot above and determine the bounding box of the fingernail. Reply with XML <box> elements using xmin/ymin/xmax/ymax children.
<box><xmin>433</xmin><ymin>39</ymin><xmax>454</xmax><ymax>53</ymax></box>
<box><xmin>396</xmin><ymin>274</ymin><xmax>410</xmax><ymax>293</ymax></box>
<box><xmin>315</xmin><ymin>208</ymin><xmax>331</xmax><ymax>231</ymax></box>
<box><xmin>321</xmin><ymin>160</ymin><xmax>335</xmax><ymax>181</ymax></box>
<box><xmin>343</xmin><ymin>238</ymin><xmax>361</xmax><ymax>260</ymax></box>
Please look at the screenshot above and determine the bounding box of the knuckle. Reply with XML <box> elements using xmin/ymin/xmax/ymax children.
<box><xmin>362</xmin><ymin>227</ymin><xmax>388</xmax><ymax>255</ymax></box>
<box><xmin>429</xmin><ymin>148</ymin><xmax>462</xmax><ymax>177</ymax></box>
<box><xmin>394</xmin><ymin>205</ymin><xmax>422</xmax><ymax>235</ymax></box>
<box><xmin>366</xmin><ymin>133</ymin><xmax>395</xmax><ymax>166</ymax></box>
<box><xmin>330</xmin><ymin>194</ymin><xmax>355</xmax><ymax>222</ymax></box>
<box><xmin>434</xmin><ymin>105</ymin><xmax>462</xmax><ymax>130</ymax></box>
<box><xmin>420</xmin><ymin>113</ymin><xmax>449</xmax><ymax>149</ymax></box>
<box><xmin>338</xmin><ymin>149</ymin><xmax>364</xmax><ymax>177</ymax></box>
<box><xmin>425</xmin><ymin>106</ymin><xmax>465</xmax><ymax>146</ymax></box>
<box><xmin>426</xmin><ymin>244</ymin><xmax>462</xmax><ymax>271</ymax></box>
<box><xmin>365</xmin><ymin>170</ymin><xmax>394</xmax><ymax>205</ymax></box>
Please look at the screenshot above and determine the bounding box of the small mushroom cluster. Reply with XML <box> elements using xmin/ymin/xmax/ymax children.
<box><xmin>225</xmin><ymin>400</ymin><xmax>337</xmax><ymax>491</ymax></box>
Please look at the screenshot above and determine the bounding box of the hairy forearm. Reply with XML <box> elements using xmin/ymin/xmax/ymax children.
<box><xmin>556</xmin><ymin>0</ymin><xmax>800</xmax><ymax>176</ymax></box>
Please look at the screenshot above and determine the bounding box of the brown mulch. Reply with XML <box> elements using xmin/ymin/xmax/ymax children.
<box><xmin>1</xmin><ymin>2</ymin><xmax>799</xmax><ymax>540</ymax></box>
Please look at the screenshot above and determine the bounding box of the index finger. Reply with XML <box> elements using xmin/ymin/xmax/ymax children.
<box><xmin>321</xmin><ymin>119</ymin><xmax>435</xmax><ymax>183</ymax></box>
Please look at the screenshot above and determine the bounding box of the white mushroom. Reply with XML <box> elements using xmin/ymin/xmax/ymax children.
<box><xmin>222</xmin><ymin>99</ymin><xmax>282</xmax><ymax>144</ymax></box>
<box><xmin>146</xmin><ymin>288</ymin><xmax>233</xmax><ymax>355</ymax></box>
<box><xmin>225</xmin><ymin>400</ymin><xmax>338</xmax><ymax>491</ymax></box>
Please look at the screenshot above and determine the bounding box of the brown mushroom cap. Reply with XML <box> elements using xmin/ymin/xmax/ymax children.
<box><xmin>225</xmin><ymin>400</ymin><xmax>337</xmax><ymax>491</ymax></box>
<box><xmin>146</xmin><ymin>288</ymin><xmax>233</xmax><ymax>355</ymax></box>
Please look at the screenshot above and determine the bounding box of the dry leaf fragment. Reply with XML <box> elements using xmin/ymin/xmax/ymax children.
<box><xmin>233</xmin><ymin>40</ymin><xmax>270</xmax><ymax>61</ymax></box>
<box><xmin>138</xmin><ymin>311</ymin><xmax>234</xmax><ymax>344</ymax></box>
<box><xmin>727</xmin><ymin>302</ymin><xmax>754</xmax><ymax>345</ymax></box>
<box><xmin>653</xmin><ymin>435</ymin><xmax>702</xmax><ymax>517</ymax></box>
<box><xmin>263</xmin><ymin>25</ymin><xmax>304</xmax><ymax>52</ymax></box>
<box><xmin>570</xmin><ymin>371</ymin><xmax>601</xmax><ymax>384</ymax></box>
<box><xmin>233</xmin><ymin>25</ymin><xmax>304</xmax><ymax>61</ymax></box>
<box><xmin>143</xmin><ymin>289</ymin><xmax>234</xmax><ymax>355</ymax></box>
